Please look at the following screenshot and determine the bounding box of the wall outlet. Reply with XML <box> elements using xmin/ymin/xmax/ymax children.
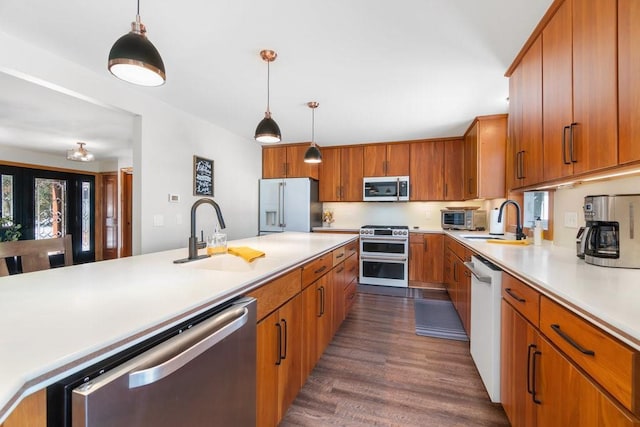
<box><xmin>176</xmin><ymin>214</ymin><xmax>183</xmax><ymax>225</ymax></box>
<box><xmin>153</xmin><ymin>214</ymin><xmax>164</xmax><ymax>227</ymax></box>
<box><xmin>564</xmin><ymin>211</ymin><xmax>578</xmax><ymax>228</ymax></box>
<box><xmin>425</xmin><ymin>209</ymin><xmax>432</xmax><ymax>220</ymax></box>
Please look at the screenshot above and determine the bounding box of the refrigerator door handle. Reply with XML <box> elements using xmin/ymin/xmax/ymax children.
<box><xmin>278</xmin><ymin>182</ymin><xmax>284</xmax><ymax>227</ymax></box>
<box><xmin>128</xmin><ymin>305</ymin><xmax>249</xmax><ymax>388</ymax></box>
<box><xmin>280</xmin><ymin>181</ymin><xmax>286</xmax><ymax>228</ymax></box>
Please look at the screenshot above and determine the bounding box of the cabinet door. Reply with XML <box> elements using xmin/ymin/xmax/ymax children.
<box><xmin>315</xmin><ymin>274</ymin><xmax>333</xmax><ymax>358</ymax></box>
<box><xmin>572</xmin><ymin>0</ymin><xmax>618</xmax><ymax>175</ymax></box>
<box><xmin>286</xmin><ymin>145</ymin><xmax>319</xmax><ymax>179</ymax></box>
<box><xmin>386</xmin><ymin>143</ymin><xmax>410</xmax><ymax>176</ymax></box>
<box><xmin>410</xmin><ymin>141</ymin><xmax>443</xmax><ymax>201</ymax></box>
<box><xmin>408</xmin><ymin>234</ymin><xmax>425</xmax><ymax>283</ymax></box>
<box><xmin>277</xmin><ymin>295</ymin><xmax>302</xmax><ymax>422</ymax></box>
<box><xmin>262</xmin><ymin>146</ymin><xmax>287</xmax><ymax>178</ymax></box>
<box><xmin>619</xmin><ymin>0</ymin><xmax>640</xmax><ymax>164</ymax></box>
<box><xmin>500</xmin><ymin>300</ymin><xmax>538</xmax><ymax>427</ymax></box>
<box><xmin>319</xmin><ymin>147</ymin><xmax>341</xmax><ymax>201</ymax></box>
<box><xmin>301</xmin><ymin>283</ymin><xmax>319</xmax><ymax>382</ymax></box>
<box><xmin>340</xmin><ymin>146</ymin><xmax>364</xmax><ymax>201</ymax></box>
<box><xmin>542</xmin><ymin>0</ymin><xmax>573</xmax><ymax>182</ymax></box>
<box><xmin>464</xmin><ymin>123</ymin><xmax>478</xmax><ymax>199</ymax></box>
<box><xmin>460</xmin><ymin>266</ymin><xmax>471</xmax><ymax>335</ymax></box>
<box><xmin>537</xmin><ymin>336</ymin><xmax>640</xmax><ymax>427</ymax></box>
<box><xmin>520</xmin><ymin>36</ymin><xmax>543</xmax><ymax>187</ymax></box>
<box><xmin>443</xmin><ymin>139</ymin><xmax>464</xmax><ymax>201</ymax></box>
<box><xmin>423</xmin><ymin>234</ymin><xmax>444</xmax><ymax>284</ymax></box>
<box><xmin>331</xmin><ymin>263</ymin><xmax>344</xmax><ymax>336</ymax></box>
<box><xmin>363</xmin><ymin>144</ymin><xmax>387</xmax><ymax>177</ymax></box>
<box><xmin>256</xmin><ymin>310</ymin><xmax>281</xmax><ymax>427</ymax></box>
<box><xmin>507</xmin><ymin>63</ymin><xmax>523</xmax><ymax>191</ymax></box>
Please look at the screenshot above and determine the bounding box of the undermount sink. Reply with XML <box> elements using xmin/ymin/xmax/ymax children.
<box><xmin>459</xmin><ymin>234</ymin><xmax>505</xmax><ymax>240</ymax></box>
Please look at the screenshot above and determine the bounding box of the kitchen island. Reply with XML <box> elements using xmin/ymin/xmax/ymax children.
<box><xmin>0</xmin><ymin>231</ymin><xmax>357</xmax><ymax>424</ymax></box>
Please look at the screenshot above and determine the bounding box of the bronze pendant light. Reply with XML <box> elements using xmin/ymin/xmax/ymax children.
<box><xmin>108</xmin><ymin>0</ymin><xmax>166</xmax><ymax>87</ymax></box>
<box><xmin>304</xmin><ymin>101</ymin><xmax>322</xmax><ymax>163</ymax></box>
<box><xmin>255</xmin><ymin>50</ymin><xmax>281</xmax><ymax>143</ymax></box>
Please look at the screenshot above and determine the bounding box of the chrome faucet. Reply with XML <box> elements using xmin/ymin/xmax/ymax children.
<box><xmin>497</xmin><ymin>199</ymin><xmax>526</xmax><ymax>240</ymax></box>
<box><xmin>174</xmin><ymin>198</ymin><xmax>226</xmax><ymax>263</ymax></box>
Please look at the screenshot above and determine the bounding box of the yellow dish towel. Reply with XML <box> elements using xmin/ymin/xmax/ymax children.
<box><xmin>228</xmin><ymin>246</ymin><xmax>266</xmax><ymax>262</ymax></box>
<box><xmin>487</xmin><ymin>239</ymin><xmax>530</xmax><ymax>245</ymax></box>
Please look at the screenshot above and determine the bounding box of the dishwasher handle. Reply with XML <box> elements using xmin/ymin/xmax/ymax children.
<box><xmin>128</xmin><ymin>304</ymin><xmax>249</xmax><ymax>389</ymax></box>
<box><xmin>463</xmin><ymin>261</ymin><xmax>492</xmax><ymax>283</ymax></box>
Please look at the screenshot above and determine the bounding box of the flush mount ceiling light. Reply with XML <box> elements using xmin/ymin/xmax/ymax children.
<box><xmin>66</xmin><ymin>142</ymin><xmax>95</xmax><ymax>162</ymax></box>
<box><xmin>255</xmin><ymin>50</ymin><xmax>281</xmax><ymax>143</ymax></box>
<box><xmin>304</xmin><ymin>101</ymin><xmax>322</xmax><ymax>164</ymax></box>
<box><xmin>108</xmin><ymin>0</ymin><xmax>166</xmax><ymax>87</ymax></box>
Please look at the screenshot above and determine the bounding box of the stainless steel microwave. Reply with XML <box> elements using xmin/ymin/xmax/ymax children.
<box><xmin>363</xmin><ymin>176</ymin><xmax>409</xmax><ymax>202</ymax></box>
<box><xmin>441</xmin><ymin>209</ymin><xmax>487</xmax><ymax>230</ymax></box>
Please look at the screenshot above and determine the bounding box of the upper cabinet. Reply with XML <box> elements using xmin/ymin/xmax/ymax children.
<box><xmin>508</xmin><ymin>36</ymin><xmax>543</xmax><ymax>191</ymax></box>
<box><xmin>618</xmin><ymin>0</ymin><xmax>640</xmax><ymax>165</ymax></box>
<box><xmin>363</xmin><ymin>143</ymin><xmax>410</xmax><ymax>177</ymax></box>
<box><xmin>463</xmin><ymin>115</ymin><xmax>507</xmax><ymax>200</ymax></box>
<box><xmin>262</xmin><ymin>145</ymin><xmax>319</xmax><ymax>180</ymax></box>
<box><xmin>410</xmin><ymin>138</ymin><xmax>463</xmax><ymax>201</ymax></box>
<box><xmin>542</xmin><ymin>0</ymin><xmax>617</xmax><ymax>181</ymax></box>
<box><xmin>319</xmin><ymin>146</ymin><xmax>364</xmax><ymax>202</ymax></box>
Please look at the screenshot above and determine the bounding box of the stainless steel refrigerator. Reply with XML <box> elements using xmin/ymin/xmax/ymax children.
<box><xmin>259</xmin><ymin>178</ymin><xmax>322</xmax><ymax>234</ymax></box>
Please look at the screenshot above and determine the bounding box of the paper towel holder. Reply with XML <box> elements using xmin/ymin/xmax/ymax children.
<box><xmin>489</xmin><ymin>208</ymin><xmax>505</xmax><ymax>235</ymax></box>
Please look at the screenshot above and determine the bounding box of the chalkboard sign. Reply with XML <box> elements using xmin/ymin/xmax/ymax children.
<box><xmin>193</xmin><ymin>156</ymin><xmax>214</xmax><ymax>196</ymax></box>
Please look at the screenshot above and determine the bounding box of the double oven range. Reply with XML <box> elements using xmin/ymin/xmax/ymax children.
<box><xmin>359</xmin><ymin>225</ymin><xmax>409</xmax><ymax>288</ymax></box>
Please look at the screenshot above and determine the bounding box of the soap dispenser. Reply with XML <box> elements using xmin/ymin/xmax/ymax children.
<box><xmin>533</xmin><ymin>217</ymin><xmax>543</xmax><ymax>246</ymax></box>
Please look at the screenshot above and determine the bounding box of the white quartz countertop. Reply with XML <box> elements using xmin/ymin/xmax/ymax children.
<box><xmin>0</xmin><ymin>231</ymin><xmax>357</xmax><ymax>423</ymax></box>
<box><xmin>447</xmin><ymin>231</ymin><xmax>640</xmax><ymax>352</ymax></box>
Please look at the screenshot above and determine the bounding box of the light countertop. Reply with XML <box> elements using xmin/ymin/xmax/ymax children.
<box><xmin>447</xmin><ymin>231</ymin><xmax>640</xmax><ymax>352</ymax></box>
<box><xmin>0</xmin><ymin>231</ymin><xmax>357</xmax><ymax>423</ymax></box>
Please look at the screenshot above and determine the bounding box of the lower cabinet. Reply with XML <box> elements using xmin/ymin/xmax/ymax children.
<box><xmin>500</xmin><ymin>273</ymin><xmax>640</xmax><ymax>427</ymax></box>
<box><xmin>301</xmin><ymin>273</ymin><xmax>333</xmax><ymax>382</ymax></box>
<box><xmin>443</xmin><ymin>235</ymin><xmax>471</xmax><ymax>335</ymax></box>
<box><xmin>0</xmin><ymin>389</ymin><xmax>46</xmax><ymax>427</ymax></box>
<box><xmin>256</xmin><ymin>294</ymin><xmax>302</xmax><ymax>427</ymax></box>
<box><xmin>409</xmin><ymin>233</ymin><xmax>444</xmax><ymax>286</ymax></box>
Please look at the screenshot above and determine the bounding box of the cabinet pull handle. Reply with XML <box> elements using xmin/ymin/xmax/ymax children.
<box><xmin>320</xmin><ymin>286</ymin><xmax>325</xmax><ymax>315</ymax></box>
<box><xmin>314</xmin><ymin>265</ymin><xmax>327</xmax><ymax>275</ymax></box>
<box><xmin>280</xmin><ymin>318</ymin><xmax>288</xmax><ymax>360</ymax></box>
<box><xmin>531</xmin><ymin>349</ymin><xmax>542</xmax><ymax>404</ymax></box>
<box><xmin>468</xmin><ymin>178</ymin><xmax>473</xmax><ymax>194</ymax></box>
<box><xmin>316</xmin><ymin>287</ymin><xmax>323</xmax><ymax>317</ymax></box>
<box><xmin>562</xmin><ymin>125</ymin><xmax>571</xmax><ymax>165</ymax></box>
<box><xmin>453</xmin><ymin>261</ymin><xmax>458</xmax><ymax>282</ymax></box>
<box><xmin>526</xmin><ymin>344</ymin><xmax>536</xmax><ymax>395</ymax></box>
<box><xmin>569</xmin><ymin>123</ymin><xmax>578</xmax><ymax>163</ymax></box>
<box><xmin>505</xmin><ymin>288</ymin><xmax>526</xmax><ymax>303</ymax></box>
<box><xmin>444</xmin><ymin>183</ymin><xmax>448</xmax><ymax>198</ymax></box>
<box><xmin>336</xmin><ymin>253</ymin><xmax>344</xmax><ymax>259</ymax></box>
<box><xmin>275</xmin><ymin>322</ymin><xmax>282</xmax><ymax>365</ymax></box>
<box><xmin>519</xmin><ymin>151</ymin><xmax>526</xmax><ymax>179</ymax></box>
<box><xmin>550</xmin><ymin>324</ymin><xmax>595</xmax><ymax>356</ymax></box>
<box><xmin>337</xmin><ymin>267</ymin><xmax>344</xmax><ymax>273</ymax></box>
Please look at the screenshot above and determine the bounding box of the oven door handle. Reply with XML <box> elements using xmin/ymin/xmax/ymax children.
<box><xmin>361</xmin><ymin>255</ymin><xmax>407</xmax><ymax>262</ymax></box>
<box><xmin>360</xmin><ymin>237</ymin><xmax>407</xmax><ymax>243</ymax></box>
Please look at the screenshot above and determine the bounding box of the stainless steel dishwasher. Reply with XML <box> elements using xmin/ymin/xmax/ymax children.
<box><xmin>49</xmin><ymin>297</ymin><xmax>256</xmax><ymax>427</ymax></box>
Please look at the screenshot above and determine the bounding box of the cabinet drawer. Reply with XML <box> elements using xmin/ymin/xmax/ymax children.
<box><xmin>345</xmin><ymin>239</ymin><xmax>358</xmax><ymax>258</ymax></box>
<box><xmin>540</xmin><ymin>296</ymin><xmax>640</xmax><ymax>415</ymax></box>
<box><xmin>344</xmin><ymin>253</ymin><xmax>358</xmax><ymax>285</ymax></box>
<box><xmin>409</xmin><ymin>233</ymin><xmax>424</xmax><ymax>244</ymax></box>
<box><xmin>301</xmin><ymin>253</ymin><xmax>333</xmax><ymax>288</ymax></box>
<box><xmin>501</xmin><ymin>273</ymin><xmax>540</xmax><ymax>327</ymax></box>
<box><xmin>344</xmin><ymin>280</ymin><xmax>357</xmax><ymax>313</ymax></box>
<box><xmin>246</xmin><ymin>269</ymin><xmax>302</xmax><ymax>321</ymax></box>
<box><xmin>446</xmin><ymin>237</ymin><xmax>466</xmax><ymax>261</ymax></box>
<box><xmin>332</xmin><ymin>246</ymin><xmax>346</xmax><ymax>266</ymax></box>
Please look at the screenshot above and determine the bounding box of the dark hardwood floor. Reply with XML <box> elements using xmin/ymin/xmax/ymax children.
<box><xmin>280</xmin><ymin>289</ymin><xmax>509</xmax><ymax>427</ymax></box>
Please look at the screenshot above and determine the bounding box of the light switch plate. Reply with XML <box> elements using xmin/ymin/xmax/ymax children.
<box><xmin>564</xmin><ymin>211</ymin><xmax>578</xmax><ymax>228</ymax></box>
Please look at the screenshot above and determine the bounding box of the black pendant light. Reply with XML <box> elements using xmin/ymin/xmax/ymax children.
<box><xmin>255</xmin><ymin>50</ymin><xmax>281</xmax><ymax>143</ymax></box>
<box><xmin>304</xmin><ymin>102</ymin><xmax>322</xmax><ymax>163</ymax></box>
<box><xmin>108</xmin><ymin>0</ymin><xmax>166</xmax><ymax>87</ymax></box>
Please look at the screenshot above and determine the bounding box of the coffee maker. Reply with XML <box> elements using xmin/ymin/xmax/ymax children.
<box><xmin>582</xmin><ymin>194</ymin><xmax>640</xmax><ymax>268</ymax></box>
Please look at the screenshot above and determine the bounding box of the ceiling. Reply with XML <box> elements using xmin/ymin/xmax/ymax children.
<box><xmin>0</xmin><ymin>0</ymin><xmax>553</xmax><ymax>155</ymax></box>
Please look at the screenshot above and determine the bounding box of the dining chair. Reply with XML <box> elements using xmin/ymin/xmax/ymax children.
<box><xmin>0</xmin><ymin>235</ymin><xmax>73</xmax><ymax>277</ymax></box>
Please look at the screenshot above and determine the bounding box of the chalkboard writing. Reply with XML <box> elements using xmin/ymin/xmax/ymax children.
<box><xmin>193</xmin><ymin>156</ymin><xmax>214</xmax><ymax>196</ymax></box>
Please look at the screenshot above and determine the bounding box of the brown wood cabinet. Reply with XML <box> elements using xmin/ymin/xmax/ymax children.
<box><xmin>618</xmin><ymin>0</ymin><xmax>640</xmax><ymax>165</ymax></box>
<box><xmin>262</xmin><ymin>145</ymin><xmax>319</xmax><ymax>179</ymax></box>
<box><xmin>301</xmin><ymin>273</ymin><xmax>332</xmax><ymax>381</ymax></box>
<box><xmin>508</xmin><ymin>36</ymin><xmax>543</xmax><ymax>190</ymax></box>
<box><xmin>443</xmin><ymin>139</ymin><xmax>464</xmax><ymax>201</ymax></box>
<box><xmin>463</xmin><ymin>115</ymin><xmax>507</xmax><ymax>200</ymax></box>
<box><xmin>410</xmin><ymin>140</ymin><xmax>443</xmax><ymax>201</ymax></box>
<box><xmin>363</xmin><ymin>143</ymin><xmax>410</xmax><ymax>177</ymax></box>
<box><xmin>443</xmin><ymin>236</ymin><xmax>470</xmax><ymax>334</ymax></box>
<box><xmin>500</xmin><ymin>272</ymin><xmax>640</xmax><ymax>427</ymax></box>
<box><xmin>0</xmin><ymin>389</ymin><xmax>46</xmax><ymax>427</ymax></box>
<box><xmin>318</xmin><ymin>146</ymin><xmax>364</xmax><ymax>202</ymax></box>
<box><xmin>409</xmin><ymin>233</ymin><xmax>444</xmax><ymax>286</ymax></box>
<box><xmin>256</xmin><ymin>294</ymin><xmax>302</xmax><ymax>427</ymax></box>
<box><xmin>542</xmin><ymin>0</ymin><xmax>618</xmax><ymax>182</ymax></box>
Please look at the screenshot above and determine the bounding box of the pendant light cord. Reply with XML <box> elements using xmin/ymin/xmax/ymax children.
<box><xmin>311</xmin><ymin>107</ymin><xmax>315</xmax><ymax>146</ymax></box>
<box><xmin>137</xmin><ymin>0</ymin><xmax>140</xmax><ymax>16</ymax></box>
<box><xmin>266</xmin><ymin>60</ymin><xmax>271</xmax><ymax>114</ymax></box>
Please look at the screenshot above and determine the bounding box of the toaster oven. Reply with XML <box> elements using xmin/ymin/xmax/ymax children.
<box><xmin>441</xmin><ymin>209</ymin><xmax>487</xmax><ymax>231</ymax></box>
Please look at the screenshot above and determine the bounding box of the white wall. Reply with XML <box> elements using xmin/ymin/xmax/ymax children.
<box><xmin>0</xmin><ymin>31</ymin><xmax>261</xmax><ymax>254</ymax></box>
